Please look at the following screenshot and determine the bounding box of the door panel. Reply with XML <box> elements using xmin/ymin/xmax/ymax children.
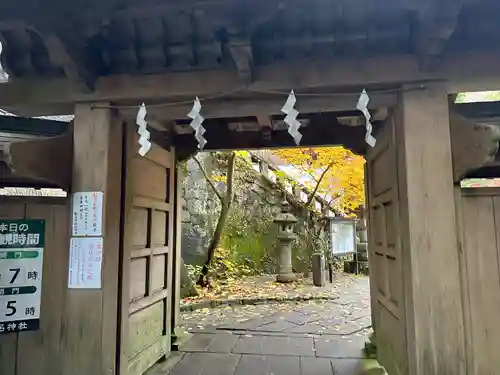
<box><xmin>366</xmin><ymin>120</ymin><xmax>407</xmax><ymax>375</ymax></box>
<box><xmin>122</xmin><ymin>135</ymin><xmax>176</xmax><ymax>375</ymax></box>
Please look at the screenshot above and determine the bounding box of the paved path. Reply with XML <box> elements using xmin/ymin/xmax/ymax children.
<box><xmin>181</xmin><ymin>274</ymin><xmax>355</xmax><ymax>311</ymax></box>
<box><xmin>168</xmin><ymin>276</ymin><xmax>371</xmax><ymax>375</ymax></box>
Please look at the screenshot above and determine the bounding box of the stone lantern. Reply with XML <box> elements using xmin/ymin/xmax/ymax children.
<box><xmin>274</xmin><ymin>201</ymin><xmax>298</xmax><ymax>283</ymax></box>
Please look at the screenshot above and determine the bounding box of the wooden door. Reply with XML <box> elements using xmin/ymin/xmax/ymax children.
<box><xmin>365</xmin><ymin>119</ymin><xmax>407</xmax><ymax>375</ymax></box>
<box><xmin>120</xmin><ymin>130</ymin><xmax>176</xmax><ymax>375</ymax></box>
<box><xmin>456</xmin><ymin>188</ymin><xmax>500</xmax><ymax>375</ymax></box>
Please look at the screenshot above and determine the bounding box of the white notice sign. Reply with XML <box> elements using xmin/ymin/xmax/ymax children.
<box><xmin>330</xmin><ymin>219</ymin><xmax>356</xmax><ymax>256</ymax></box>
<box><xmin>72</xmin><ymin>192</ymin><xmax>103</xmax><ymax>236</ymax></box>
<box><xmin>0</xmin><ymin>220</ymin><xmax>44</xmax><ymax>333</ymax></box>
<box><xmin>68</xmin><ymin>237</ymin><xmax>103</xmax><ymax>289</ymax></box>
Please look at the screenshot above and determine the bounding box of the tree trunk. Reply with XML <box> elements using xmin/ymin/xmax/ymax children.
<box><xmin>197</xmin><ymin>200</ymin><xmax>231</xmax><ymax>287</ymax></box>
<box><xmin>196</xmin><ymin>152</ymin><xmax>236</xmax><ymax>287</ymax></box>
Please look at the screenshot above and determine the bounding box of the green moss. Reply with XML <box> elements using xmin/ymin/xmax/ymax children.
<box><xmin>219</xmin><ymin>207</ymin><xmax>277</xmax><ymax>274</ymax></box>
<box><xmin>359</xmin><ymin>359</ymin><xmax>387</xmax><ymax>375</ymax></box>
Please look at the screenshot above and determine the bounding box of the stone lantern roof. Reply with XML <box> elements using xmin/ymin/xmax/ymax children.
<box><xmin>273</xmin><ymin>201</ymin><xmax>298</xmax><ymax>224</ymax></box>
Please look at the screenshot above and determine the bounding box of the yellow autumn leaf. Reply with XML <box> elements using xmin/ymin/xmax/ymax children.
<box><xmin>272</xmin><ymin>146</ymin><xmax>365</xmax><ymax>214</ymax></box>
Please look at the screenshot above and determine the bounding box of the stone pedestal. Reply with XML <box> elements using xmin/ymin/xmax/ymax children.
<box><xmin>276</xmin><ymin>238</ymin><xmax>297</xmax><ymax>283</ymax></box>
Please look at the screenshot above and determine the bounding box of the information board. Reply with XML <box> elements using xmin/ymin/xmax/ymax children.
<box><xmin>72</xmin><ymin>191</ymin><xmax>103</xmax><ymax>236</ymax></box>
<box><xmin>330</xmin><ymin>218</ymin><xmax>356</xmax><ymax>256</ymax></box>
<box><xmin>68</xmin><ymin>237</ymin><xmax>103</xmax><ymax>289</ymax></box>
<box><xmin>0</xmin><ymin>219</ymin><xmax>45</xmax><ymax>333</ymax></box>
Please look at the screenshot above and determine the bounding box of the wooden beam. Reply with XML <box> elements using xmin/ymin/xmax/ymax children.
<box><xmin>256</xmin><ymin>115</ymin><xmax>272</xmax><ymax>128</ymax></box>
<box><xmin>414</xmin><ymin>2</ymin><xmax>466</xmax><ymax>68</ymax></box>
<box><xmin>454</xmin><ymin>101</ymin><xmax>500</xmax><ymax>120</ymax></box>
<box><xmin>45</xmin><ymin>34</ymin><xmax>96</xmax><ymax>92</ymax></box>
<box><xmin>450</xmin><ymin>112</ymin><xmax>500</xmax><ymax>182</ymax></box>
<box><xmin>174</xmin><ymin>114</ymin><xmax>370</xmax><ymax>155</ymax></box>
<box><xmin>0</xmin><ymin>115</ymin><xmax>68</xmax><ymax>136</ymax></box>
<box><xmin>0</xmin><ymin>51</ymin><xmax>500</xmax><ymax>109</ymax></box>
<box><xmin>254</xmin><ymin>114</ymin><xmax>272</xmax><ymax>142</ymax></box>
<box><xmin>120</xmin><ymin>93</ymin><xmax>396</xmax><ymax>121</ymax></box>
<box><xmin>228</xmin><ymin>39</ymin><xmax>253</xmax><ymax>83</ymax></box>
<box><xmin>2</xmin><ymin>126</ymin><xmax>73</xmax><ymax>189</ymax></box>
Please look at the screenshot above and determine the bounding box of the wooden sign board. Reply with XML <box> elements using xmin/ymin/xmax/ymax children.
<box><xmin>0</xmin><ymin>219</ymin><xmax>45</xmax><ymax>333</ymax></box>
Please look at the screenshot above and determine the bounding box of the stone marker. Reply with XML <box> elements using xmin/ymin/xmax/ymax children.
<box><xmin>312</xmin><ymin>252</ymin><xmax>325</xmax><ymax>286</ymax></box>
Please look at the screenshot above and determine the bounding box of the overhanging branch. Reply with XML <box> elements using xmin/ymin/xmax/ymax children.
<box><xmin>305</xmin><ymin>161</ymin><xmax>335</xmax><ymax>208</ymax></box>
<box><xmin>193</xmin><ymin>155</ymin><xmax>224</xmax><ymax>202</ymax></box>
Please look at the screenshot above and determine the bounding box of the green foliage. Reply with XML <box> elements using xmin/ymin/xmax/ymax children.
<box><xmin>218</xmin><ymin>205</ymin><xmax>277</xmax><ymax>275</ymax></box>
<box><xmin>185</xmin><ymin>263</ymin><xmax>203</xmax><ymax>281</ymax></box>
<box><xmin>208</xmin><ymin>246</ymin><xmax>255</xmax><ymax>280</ymax></box>
<box><xmin>292</xmin><ymin>216</ymin><xmax>330</xmax><ymax>273</ymax></box>
<box><xmin>456</xmin><ymin>91</ymin><xmax>500</xmax><ymax>103</ymax></box>
<box><xmin>185</xmin><ymin>150</ymin><xmax>337</xmax><ymax>284</ymax></box>
<box><xmin>178</xmin><ymin>160</ymin><xmax>189</xmax><ymax>175</ymax></box>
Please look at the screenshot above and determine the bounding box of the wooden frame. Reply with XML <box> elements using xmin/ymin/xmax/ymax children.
<box><xmin>120</xmin><ymin>126</ymin><xmax>176</xmax><ymax>375</ymax></box>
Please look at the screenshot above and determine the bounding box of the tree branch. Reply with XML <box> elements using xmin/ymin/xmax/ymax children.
<box><xmin>305</xmin><ymin>161</ymin><xmax>335</xmax><ymax>208</ymax></box>
<box><xmin>193</xmin><ymin>155</ymin><xmax>224</xmax><ymax>202</ymax></box>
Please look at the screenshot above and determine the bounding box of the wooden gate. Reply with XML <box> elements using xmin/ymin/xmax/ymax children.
<box><xmin>119</xmin><ymin>128</ymin><xmax>176</xmax><ymax>375</ymax></box>
<box><xmin>0</xmin><ymin>196</ymin><xmax>69</xmax><ymax>375</ymax></box>
<box><xmin>366</xmin><ymin>119</ymin><xmax>407</xmax><ymax>375</ymax></box>
<box><xmin>455</xmin><ymin>187</ymin><xmax>500</xmax><ymax>375</ymax></box>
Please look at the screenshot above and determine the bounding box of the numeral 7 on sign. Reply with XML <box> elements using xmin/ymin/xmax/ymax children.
<box><xmin>9</xmin><ymin>268</ymin><xmax>20</xmax><ymax>284</ymax></box>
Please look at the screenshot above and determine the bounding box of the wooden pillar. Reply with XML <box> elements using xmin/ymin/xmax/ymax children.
<box><xmin>171</xmin><ymin>166</ymin><xmax>183</xmax><ymax>340</ymax></box>
<box><xmin>396</xmin><ymin>84</ymin><xmax>466</xmax><ymax>375</ymax></box>
<box><xmin>62</xmin><ymin>103</ymin><xmax>123</xmax><ymax>375</ymax></box>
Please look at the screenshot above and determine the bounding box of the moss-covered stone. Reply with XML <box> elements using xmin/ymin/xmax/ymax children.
<box><xmin>358</xmin><ymin>359</ymin><xmax>388</xmax><ymax>375</ymax></box>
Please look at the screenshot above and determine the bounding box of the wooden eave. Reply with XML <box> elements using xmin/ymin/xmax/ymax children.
<box><xmin>0</xmin><ymin>0</ymin><xmax>497</xmax><ymax>82</ymax></box>
<box><xmin>0</xmin><ymin>0</ymin><xmax>498</xmax><ymax>178</ymax></box>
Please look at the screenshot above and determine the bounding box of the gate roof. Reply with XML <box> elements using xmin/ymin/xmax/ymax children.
<box><xmin>0</xmin><ymin>0</ymin><xmax>499</xmax><ymax>156</ymax></box>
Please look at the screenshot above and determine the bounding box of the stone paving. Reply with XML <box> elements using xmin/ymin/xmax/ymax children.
<box><xmin>181</xmin><ymin>274</ymin><xmax>356</xmax><ymax>311</ymax></box>
<box><xmin>167</xmin><ymin>276</ymin><xmax>371</xmax><ymax>375</ymax></box>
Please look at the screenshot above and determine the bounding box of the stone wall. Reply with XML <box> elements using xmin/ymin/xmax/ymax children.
<box><xmin>180</xmin><ymin>152</ymin><xmax>331</xmax><ymax>273</ymax></box>
<box><xmin>181</xmin><ymin>153</ymin><xmax>221</xmax><ymax>265</ymax></box>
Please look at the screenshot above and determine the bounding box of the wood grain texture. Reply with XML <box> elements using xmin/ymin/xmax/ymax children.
<box><xmin>366</xmin><ymin>119</ymin><xmax>407</xmax><ymax>375</ymax></box>
<box><xmin>2</xmin><ymin>52</ymin><xmax>500</xmax><ymax>113</ymax></box>
<box><xmin>455</xmin><ymin>191</ymin><xmax>500</xmax><ymax>375</ymax></box>
<box><xmin>16</xmin><ymin>203</ymin><xmax>68</xmax><ymax>375</ymax></box>
<box><xmin>450</xmin><ymin>112</ymin><xmax>500</xmax><ymax>182</ymax></box>
<box><xmin>6</xmin><ymin>127</ymin><xmax>73</xmax><ymax>190</ymax></box>
<box><xmin>62</xmin><ymin>103</ymin><xmax>123</xmax><ymax>375</ymax></box>
<box><xmin>171</xmin><ymin>167</ymin><xmax>183</xmax><ymax>333</ymax></box>
<box><xmin>0</xmin><ymin>203</ymin><xmax>24</xmax><ymax>375</ymax></box>
<box><xmin>396</xmin><ymin>83</ymin><xmax>466</xmax><ymax>375</ymax></box>
<box><xmin>123</xmin><ymin>134</ymin><xmax>175</xmax><ymax>375</ymax></box>
<box><xmin>0</xmin><ymin>198</ymin><xmax>70</xmax><ymax>375</ymax></box>
<box><xmin>118</xmin><ymin>121</ymin><xmax>136</xmax><ymax>375</ymax></box>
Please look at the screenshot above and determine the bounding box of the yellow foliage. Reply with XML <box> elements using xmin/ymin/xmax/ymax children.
<box><xmin>272</xmin><ymin>147</ymin><xmax>365</xmax><ymax>213</ymax></box>
<box><xmin>212</xmin><ymin>175</ymin><xmax>228</xmax><ymax>183</ymax></box>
